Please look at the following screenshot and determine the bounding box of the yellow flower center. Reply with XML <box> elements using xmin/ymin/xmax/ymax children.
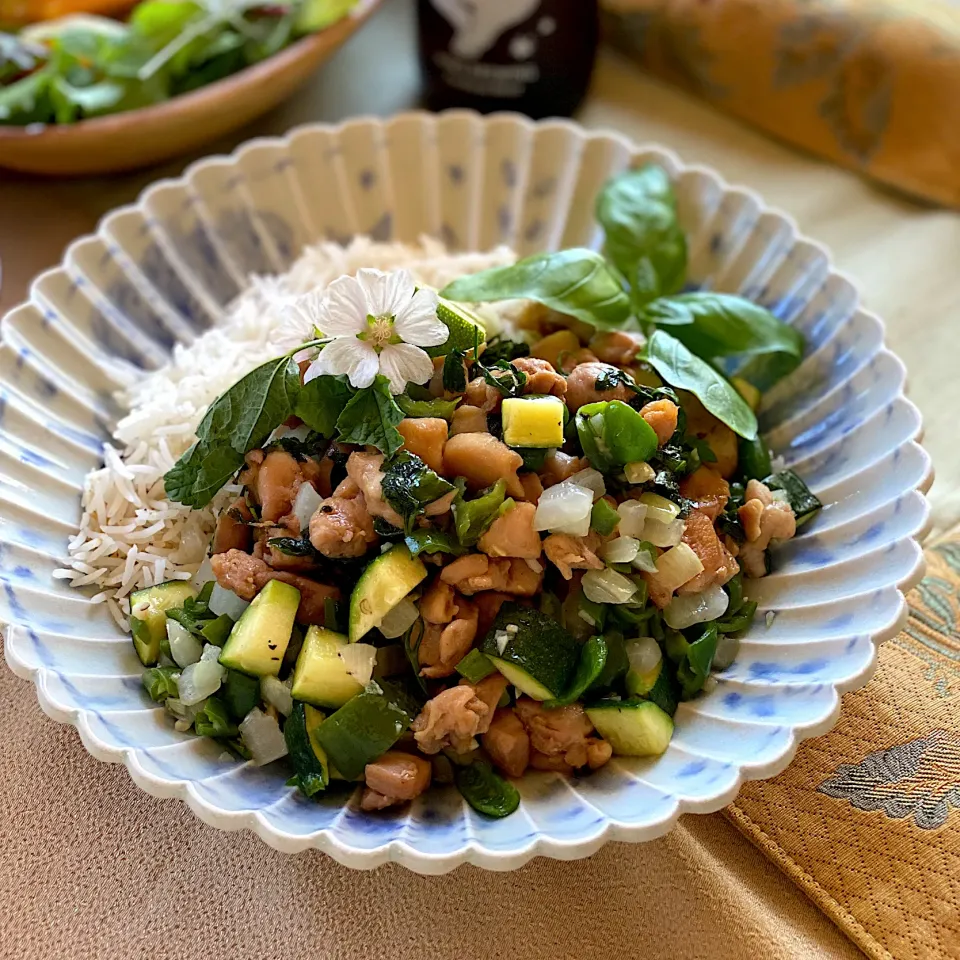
<box><xmin>367</xmin><ymin>314</ymin><xmax>395</xmax><ymax>350</ymax></box>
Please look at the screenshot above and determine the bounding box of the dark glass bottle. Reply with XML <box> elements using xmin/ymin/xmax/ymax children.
<box><xmin>418</xmin><ymin>0</ymin><xmax>600</xmax><ymax>118</ymax></box>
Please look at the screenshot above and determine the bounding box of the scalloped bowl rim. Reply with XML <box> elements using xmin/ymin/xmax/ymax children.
<box><xmin>0</xmin><ymin>111</ymin><xmax>933</xmax><ymax>874</ymax></box>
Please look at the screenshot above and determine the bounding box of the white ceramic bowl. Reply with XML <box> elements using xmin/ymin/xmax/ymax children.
<box><xmin>0</xmin><ymin>112</ymin><xmax>931</xmax><ymax>873</ymax></box>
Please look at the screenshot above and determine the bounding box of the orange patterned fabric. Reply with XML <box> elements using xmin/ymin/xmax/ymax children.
<box><xmin>725</xmin><ymin>536</ymin><xmax>960</xmax><ymax>960</ymax></box>
<box><xmin>602</xmin><ymin>0</ymin><xmax>960</xmax><ymax>208</ymax></box>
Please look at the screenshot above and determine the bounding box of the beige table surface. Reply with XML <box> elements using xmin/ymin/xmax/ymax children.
<box><xmin>1</xmin><ymin>1</ymin><xmax>956</xmax><ymax>958</ymax></box>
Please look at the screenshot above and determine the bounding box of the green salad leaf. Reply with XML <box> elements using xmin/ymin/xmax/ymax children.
<box><xmin>335</xmin><ymin>374</ymin><xmax>406</xmax><ymax>457</ymax></box>
<box><xmin>0</xmin><ymin>0</ymin><xmax>360</xmax><ymax>128</ymax></box>
<box><xmin>596</xmin><ymin>165</ymin><xmax>687</xmax><ymax>305</ymax></box>
<box><xmin>646</xmin><ymin>330</ymin><xmax>758</xmax><ymax>440</ymax></box>
<box><xmin>0</xmin><ymin>68</ymin><xmax>52</xmax><ymax>123</ymax></box>
<box><xmin>0</xmin><ymin>32</ymin><xmax>45</xmax><ymax>83</ymax></box>
<box><xmin>440</xmin><ymin>249</ymin><xmax>631</xmax><ymax>331</ymax></box>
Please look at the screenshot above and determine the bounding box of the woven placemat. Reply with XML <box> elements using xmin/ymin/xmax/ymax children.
<box><xmin>725</xmin><ymin>535</ymin><xmax>960</xmax><ymax>960</ymax></box>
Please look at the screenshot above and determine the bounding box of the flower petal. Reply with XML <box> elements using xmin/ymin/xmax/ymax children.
<box><xmin>357</xmin><ymin>268</ymin><xmax>416</xmax><ymax>319</ymax></box>
<box><xmin>317</xmin><ymin>275</ymin><xmax>368</xmax><ymax>337</ymax></box>
<box><xmin>307</xmin><ymin>337</ymin><xmax>379</xmax><ymax>389</ymax></box>
<box><xmin>378</xmin><ymin>342</ymin><xmax>434</xmax><ymax>394</ymax></box>
<box><xmin>393</xmin><ymin>287</ymin><xmax>447</xmax><ymax>347</ymax></box>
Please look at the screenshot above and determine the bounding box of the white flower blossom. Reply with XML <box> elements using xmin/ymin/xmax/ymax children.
<box><xmin>296</xmin><ymin>269</ymin><xmax>447</xmax><ymax>394</ymax></box>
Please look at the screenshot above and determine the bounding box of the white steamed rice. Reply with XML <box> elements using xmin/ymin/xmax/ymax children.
<box><xmin>53</xmin><ymin>236</ymin><xmax>517</xmax><ymax>629</ymax></box>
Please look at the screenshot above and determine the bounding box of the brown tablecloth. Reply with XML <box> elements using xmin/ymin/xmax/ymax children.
<box><xmin>0</xmin><ymin>643</ymin><xmax>862</xmax><ymax>960</ymax></box>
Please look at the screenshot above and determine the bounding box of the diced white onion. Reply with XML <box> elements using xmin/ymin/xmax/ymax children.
<box><xmin>602</xmin><ymin>536</ymin><xmax>640</xmax><ymax>565</ymax></box>
<box><xmin>494</xmin><ymin>629</ymin><xmax>510</xmax><ymax>655</ymax></box>
<box><xmin>260</xmin><ymin>676</ymin><xmax>294</xmax><ymax>716</ymax></box>
<box><xmin>765</xmin><ymin>611</ymin><xmax>776</xmax><ymax>628</ymax></box>
<box><xmin>642</xmin><ymin>517</ymin><xmax>685</xmax><ymax>547</ymax></box>
<box><xmin>626</xmin><ymin>636</ymin><xmax>662</xmax><ymax>676</ymax></box>
<box><xmin>239</xmin><ymin>708</ymin><xmax>288</xmax><ymax>766</ymax></box>
<box><xmin>167</xmin><ymin>619</ymin><xmax>202</xmax><ymax>668</ymax></box>
<box><xmin>581</xmin><ymin>568</ymin><xmax>638</xmax><ymax>604</ymax></box>
<box><xmin>624</xmin><ymin>461</ymin><xmax>656</xmax><ymax>484</ymax></box>
<box><xmin>713</xmin><ymin>633</ymin><xmax>740</xmax><ymax>671</ymax></box>
<box><xmin>200</xmin><ymin>643</ymin><xmax>222</xmax><ymax>663</ymax></box>
<box><xmin>178</xmin><ymin>659</ymin><xmax>226</xmax><ymax>705</ymax></box>
<box><xmin>617</xmin><ymin>500</ymin><xmax>648</xmax><ymax>538</ymax></box>
<box><xmin>639</xmin><ymin>492</ymin><xmax>681</xmax><ymax>524</ymax></box>
<box><xmin>378</xmin><ymin>598</ymin><xmax>419</xmax><ymax>639</ymax></box>
<box><xmin>525</xmin><ymin>558</ymin><xmax>543</xmax><ymax>574</ymax></box>
<box><xmin>771</xmin><ymin>489</ymin><xmax>791</xmax><ymax>505</ymax></box>
<box><xmin>663</xmin><ymin>583</ymin><xmax>730</xmax><ymax>630</ymax></box>
<box><xmin>569</xmin><ymin>467</ymin><xmax>606</xmax><ymax>501</ymax></box>
<box><xmin>648</xmin><ymin>542</ymin><xmax>704</xmax><ymax>597</ymax></box>
<box><xmin>190</xmin><ymin>556</ymin><xmax>215</xmax><ymax>591</ymax></box>
<box><xmin>339</xmin><ymin>643</ymin><xmax>378</xmax><ymax>686</ymax></box>
<box><xmin>630</xmin><ymin>544</ymin><xmax>659</xmax><ymax>574</ymax></box>
<box><xmin>578</xmin><ymin>609</ymin><xmax>596</xmax><ymax>627</ymax></box>
<box><xmin>551</xmin><ymin>513</ymin><xmax>592</xmax><ymax>536</ymax></box>
<box><xmin>292</xmin><ymin>482</ymin><xmax>324</xmax><ymax>533</ymax></box>
<box><xmin>208</xmin><ymin>582</ymin><xmax>250</xmax><ymax>620</ymax></box>
<box><xmin>534</xmin><ymin>480</ymin><xmax>594</xmax><ymax>533</ymax></box>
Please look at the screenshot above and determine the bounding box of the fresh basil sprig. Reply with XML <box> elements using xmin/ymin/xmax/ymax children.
<box><xmin>164</xmin><ymin>356</ymin><xmax>301</xmax><ymax>507</ymax></box>
<box><xmin>646</xmin><ymin>330</ymin><xmax>758</xmax><ymax>440</ymax></box>
<box><xmin>595</xmin><ymin>164</ymin><xmax>687</xmax><ymax>306</ymax></box>
<box><xmin>440</xmin><ymin>249</ymin><xmax>631</xmax><ymax>330</ymax></box>
<box><xmin>640</xmin><ymin>292</ymin><xmax>803</xmax><ymax>389</ymax></box>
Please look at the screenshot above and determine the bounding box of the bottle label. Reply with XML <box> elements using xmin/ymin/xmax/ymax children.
<box><xmin>429</xmin><ymin>0</ymin><xmax>551</xmax><ymax>100</ymax></box>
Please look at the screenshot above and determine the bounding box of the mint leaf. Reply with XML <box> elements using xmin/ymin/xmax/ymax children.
<box><xmin>193</xmin><ymin>355</ymin><xmax>301</xmax><ymax>449</ymax></box>
<box><xmin>440</xmin><ymin>249</ymin><xmax>631</xmax><ymax>331</ymax></box>
<box><xmin>295</xmin><ymin>374</ymin><xmax>355</xmax><ymax>436</ymax></box>
<box><xmin>335</xmin><ymin>375</ymin><xmax>405</xmax><ymax>457</ymax></box>
<box><xmin>646</xmin><ymin>330</ymin><xmax>758</xmax><ymax>440</ymax></box>
<box><xmin>164</xmin><ymin>439</ymin><xmax>245</xmax><ymax>508</ymax></box>
<box><xmin>164</xmin><ymin>355</ymin><xmax>301</xmax><ymax>507</ymax></box>
<box><xmin>595</xmin><ymin>165</ymin><xmax>687</xmax><ymax>306</ymax></box>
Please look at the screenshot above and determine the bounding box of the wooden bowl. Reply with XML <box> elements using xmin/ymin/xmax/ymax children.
<box><xmin>0</xmin><ymin>0</ymin><xmax>382</xmax><ymax>177</ymax></box>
